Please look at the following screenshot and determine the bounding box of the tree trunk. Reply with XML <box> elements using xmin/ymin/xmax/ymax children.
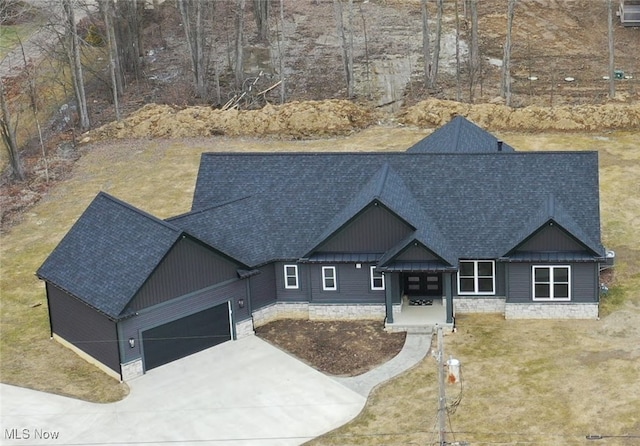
<box><xmin>347</xmin><ymin>0</ymin><xmax>354</xmax><ymax>98</ymax></box>
<box><xmin>333</xmin><ymin>0</ymin><xmax>353</xmax><ymax>97</ymax></box>
<box><xmin>421</xmin><ymin>0</ymin><xmax>430</xmax><ymax>88</ymax></box>
<box><xmin>608</xmin><ymin>0</ymin><xmax>615</xmax><ymax>99</ymax></box>
<box><xmin>235</xmin><ymin>0</ymin><xmax>246</xmax><ymax>86</ymax></box>
<box><xmin>63</xmin><ymin>0</ymin><xmax>90</xmax><ymax>131</ymax></box>
<box><xmin>455</xmin><ymin>0</ymin><xmax>461</xmax><ymax>101</ymax></box>
<box><xmin>277</xmin><ymin>0</ymin><xmax>286</xmax><ymax>103</ymax></box>
<box><xmin>502</xmin><ymin>0</ymin><xmax>517</xmax><ymax>106</ymax></box>
<box><xmin>0</xmin><ymin>82</ymin><xmax>25</xmax><ymax>181</ymax></box>
<box><xmin>253</xmin><ymin>0</ymin><xmax>270</xmax><ymax>42</ymax></box>
<box><xmin>429</xmin><ymin>0</ymin><xmax>443</xmax><ymax>88</ymax></box>
<box><xmin>469</xmin><ymin>0</ymin><xmax>479</xmax><ymax>102</ymax></box>
<box><xmin>102</xmin><ymin>0</ymin><xmax>121</xmax><ymax>120</ymax></box>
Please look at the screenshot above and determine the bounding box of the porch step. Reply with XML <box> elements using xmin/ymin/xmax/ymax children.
<box><xmin>385</xmin><ymin>323</ymin><xmax>454</xmax><ymax>334</ymax></box>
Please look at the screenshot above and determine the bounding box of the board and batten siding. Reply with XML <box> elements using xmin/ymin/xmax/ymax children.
<box><xmin>506</xmin><ymin>262</ymin><xmax>597</xmax><ymax>303</ymax></box>
<box><xmin>46</xmin><ymin>283</ymin><xmax>120</xmax><ymax>372</ymax></box>
<box><xmin>309</xmin><ymin>263</ymin><xmax>385</xmax><ymax>303</ymax></box>
<box><xmin>119</xmin><ymin>279</ymin><xmax>246</xmax><ymax>364</ymax></box>
<box><xmin>517</xmin><ymin>225</ymin><xmax>585</xmax><ymax>252</ymax></box>
<box><xmin>128</xmin><ymin>236</ymin><xmax>240</xmax><ymax>312</ymax></box>
<box><xmin>396</xmin><ymin>245</ymin><xmax>437</xmax><ymax>261</ymax></box>
<box><xmin>249</xmin><ymin>263</ymin><xmax>278</xmax><ymax>310</ymax></box>
<box><xmin>316</xmin><ymin>204</ymin><xmax>413</xmax><ymax>253</ymax></box>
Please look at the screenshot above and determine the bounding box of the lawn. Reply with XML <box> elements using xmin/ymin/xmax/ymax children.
<box><xmin>1</xmin><ymin>127</ymin><xmax>638</xmax><ymax>446</ymax></box>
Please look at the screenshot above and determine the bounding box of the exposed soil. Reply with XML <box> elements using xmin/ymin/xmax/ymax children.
<box><xmin>255</xmin><ymin>319</ymin><xmax>406</xmax><ymax>376</ymax></box>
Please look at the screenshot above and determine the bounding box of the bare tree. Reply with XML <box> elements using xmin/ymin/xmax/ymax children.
<box><xmin>429</xmin><ymin>0</ymin><xmax>443</xmax><ymax>88</ymax></box>
<box><xmin>607</xmin><ymin>0</ymin><xmax>615</xmax><ymax>99</ymax></box>
<box><xmin>235</xmin><ymin>0</ymin><xmax>246</xmax><ymax>86</ymax></box>
<box><xmin>101</xmin><ymin>0</ymin><xmax>122</xmax><ymax>120</ymax></box>
<box><xmin>0</xmin><ymin>81</ymin><xmax>25</xmax><ymax>181</ymax></box>
<box><xmin>276</xmin><ymin>0</ymin><xmax>286</xmax><ymax>103</ymax></box>
<box><xmin>333</xmin><ymin>0</ymin><xmax>354</xmax><ymax>97</ymax></box>
<box><xmin>502</xmin><ymin>0</ymin><xmax>517</xmax><ymax>106</ymax></box>
<box><xmin>178</xmin><ymin>0</ymin><xmax>214</xmax><ymax>98</ymax></box>
<box><xmin>468</xmin><ymin>0</ymin><xmax>479</xmax><ymax>102</ymax></box>
<box><xmin>253</xmin><ymin>0</ymin><xmax>270</xmax><ymax>42</ymax></box>
<box><xmin>62</xmin><ymin>0</ymin><xmax>90</xmax><ymax>131</ymax></box>
<box><xmin>421</xmin><ymin>0</ymin><xmax>431</xmax><ymax>87</ymax></box>
<box><xmin>18</xmin><ymin>38</ymin><xmax>49</xmax><ymax>181</ymax></box>
<box><xmin>455</xmin><ymin>0</ymin><xmax>461</xmax><ymax>101</ymax></box>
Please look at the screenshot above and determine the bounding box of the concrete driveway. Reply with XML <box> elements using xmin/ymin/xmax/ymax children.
<box><xmin>0</xmin><ymin>336</ymin><xmax>366</xmax><ymax>445</ymax></box>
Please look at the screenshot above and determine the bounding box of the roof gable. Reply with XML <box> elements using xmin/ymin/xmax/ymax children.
<box><xmin>502</xmin><ymin>195</ymin><xmax>604</xmax><ymax>257</ymax></box>
<box><xmin>37</xmin><ymin>192</ymin><xmax>183</xmax><ymax>319</ymax></box>
<box><xmin>407</xmin><ymin>116</ymin><xmax>515</xmax><ymax>154</ymax></box>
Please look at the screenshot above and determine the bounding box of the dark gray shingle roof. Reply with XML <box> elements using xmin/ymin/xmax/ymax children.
<box><xmin>181</xmin><ymin>151</ymin><xmax>604</xmax><ymax>266</ymax></box>
<box><xmin>37</xmin><ymin>192</ymin><xmax>183</xmax><ymax>319</ymax></box>
<box><xmin>407</xmin><ymin>116</ymin><xmax>516</xmax><ymax>153</ymax></box>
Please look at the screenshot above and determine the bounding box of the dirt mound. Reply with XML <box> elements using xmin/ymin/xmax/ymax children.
<box><xmin>85</xmin><ymin>100</ymin><xmax>376</xmax><ymax>141</ymax></box>
<box><xmin>400</xmin><ymin>99</ymin><xmax>640</xmax><ymax>131</ymax></box>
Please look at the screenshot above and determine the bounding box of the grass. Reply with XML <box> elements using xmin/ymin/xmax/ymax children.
<box><xmin>1</xmin><ymin>129</ymin><xmax>639</xmax><ymax>431</ymax></box>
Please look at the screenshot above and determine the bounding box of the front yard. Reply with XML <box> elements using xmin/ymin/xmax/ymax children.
<box><xmin>0</xmin><ymin>129</ymin><xmax>638</xmax><ymax>444</ymax></box>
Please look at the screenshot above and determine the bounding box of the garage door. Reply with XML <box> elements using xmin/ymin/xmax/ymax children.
<box><xmin>142</xmin><ymin>302</ymin><xmax>231</xmax><ymax>370</ymax></box>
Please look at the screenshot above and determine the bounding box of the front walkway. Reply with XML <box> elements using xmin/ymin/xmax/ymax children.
<box><xmin>332</xmin><ymin>333</ymin><xmax>432</xmax><ymax>397</ymax></box>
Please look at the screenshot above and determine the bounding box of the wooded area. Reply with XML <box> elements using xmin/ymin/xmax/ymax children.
<box><xmin>1</xmin><ymin>0</ymin><xmax>637</xmax><ymax>182</ymax></box>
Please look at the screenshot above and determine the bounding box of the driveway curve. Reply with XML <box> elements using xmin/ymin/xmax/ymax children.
<box><xmin>0</xmin><ymin>336</ymin><xmax>366</xmax><ymax>445</ymax></box>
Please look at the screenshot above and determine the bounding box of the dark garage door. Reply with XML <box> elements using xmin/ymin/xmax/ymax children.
<box><xmin>142</xmin><ymin>302</ymin><xmax>231</xmax><ymax>370</ymax></box>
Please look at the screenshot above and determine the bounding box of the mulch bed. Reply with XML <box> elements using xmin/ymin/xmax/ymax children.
<box><xmin>255</xmin><ymin>319</ymin><xmax>406</xmax><ymax>377</ymax></box>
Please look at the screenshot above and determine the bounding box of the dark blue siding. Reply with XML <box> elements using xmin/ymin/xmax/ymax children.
<box><xmin>47</xmin><ymin>283</ymin><xmax>120</xmax><ymax>373</ymax></box>
<box><xmin>317</xmin><ymin>205</ymin><xmax>413</xmax><ymax>253</ymax></box>
<box><xmin>250</xmin><ymin>263</ymin><xmax>278</xmax><ymax>309</ymax></box>
<box><xmin>309</xmin><ymin>263</ymin><xmax>385</xmax><ymax>303</ymax></box>
<box><xmin>517</xmin><ymin>225</ymin><xmax>585</xmax><ymax>252</ymax></box>
<box><xmin>129</xmin><ymin>237</ymin><xmax>240</xmax><ymax>312</ymax></box>
<box><xmin>120</xmin><ymin>280</ymin><xmax>245</xmax><ymax>364</ymax></box>
<box><xmin>506</xmin><ymin>262</ymin><xmax>598</xmax><ymax>303</ymax></box>
<box><xmin>274</xmin><ymin>262</ymin><xmax>311</xmax><ymax>302</ymax></box>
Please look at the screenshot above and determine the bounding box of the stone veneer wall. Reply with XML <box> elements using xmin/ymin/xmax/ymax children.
<box><xmin>309</xmin><ymin>304</ymin><xmax>386</xmax><ymax>320</ymax></box>
<box><xmin>235</xmin><ymin>319</ymin><xmax>256</xmax><ymax>339</ymax></box>
<box><xmin>121</xmin><ymin>359</ymin><xmax>144</xmax><ymax>381</ymax></box>
<box><xmin>454</xmin><ymin>297</ymin><xmax>507</xmax><ymax>314</ymax></box>
<box><xmin>252</xmin><ymin>302</ymin><xmax>311</xmax><ymax>328</ymax></box>
<box><xmin>505</xmin><ymin>303</ymin><xmax>599</xmax><ymax>319</ymax></box>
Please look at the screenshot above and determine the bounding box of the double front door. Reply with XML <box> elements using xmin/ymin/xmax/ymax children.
<box><xmin>403</xmin><ymin>273</ymin><xmax>442</xmax><ymax>297</ymax></box>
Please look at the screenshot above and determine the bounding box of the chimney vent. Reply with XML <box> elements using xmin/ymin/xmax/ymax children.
<box><xmin>497</xmin><ymin>140</ymin><xmax>503</xmax><ymax>152</ymax></box>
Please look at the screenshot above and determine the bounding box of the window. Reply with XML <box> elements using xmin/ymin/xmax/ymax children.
<box><xmin>458</xmin><ymin>260</ymin><xmax>495</xmax><ymax>295</ymax></box>
<box><xmin>284</xmin><ymin>265</ymin><xmax>299</xmax><ymax>289</ymax></box>
<box><xmin>322</xmin><ymin>266</ymin><xmax>337</xmax><ymax>291</ymax></box>
<box><xmin>532</xmin><ymin>266</ymin><xmax>571</xmax><ymax>301</ymax></box>
<box><xmin>370</xmin><ymin>266</ymin><xmax>385</xmax><ymax>290</ymax></box>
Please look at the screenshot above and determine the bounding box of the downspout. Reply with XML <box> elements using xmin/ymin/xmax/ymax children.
<box><xmin>116</xmin><ymin>322</ymin><xmax>124</xmax><ymax>382</ymax></box>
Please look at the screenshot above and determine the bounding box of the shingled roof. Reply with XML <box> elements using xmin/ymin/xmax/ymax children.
<box><xmin>37</xmin><ymin>193</ymin><xmax>184</xmax><ymax>319</ymax></box>
<box><xmin>179</xmin><ymin>151</ymin><xmax>604</xmax><ymax>266</ymax></box>
<box><xmin>407</xmin><ymin>116</ymin><xmax>516</xmax><ymax>153</ymax></box>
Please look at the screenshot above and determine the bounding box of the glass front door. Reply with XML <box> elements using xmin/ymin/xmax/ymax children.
<box><xmin>403</xmin><ymin>273</ymin><xmax>442</xmax><ymax>296</ymax></box>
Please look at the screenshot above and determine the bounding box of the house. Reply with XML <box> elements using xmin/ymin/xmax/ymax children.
<box><xmin>37</xmin><ymin>117</ymin><xmax>608</xmax><ymax>380</ymax></box>
<box><xmin>619</xmin><ymin>0</ymin><xmax>640</xmax><ymax>26</ymax></box>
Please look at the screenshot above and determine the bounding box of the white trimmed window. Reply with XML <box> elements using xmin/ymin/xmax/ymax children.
<box><xmin>322</xmin><ymin>266</ymin><xmax>337</xmax><ymax>291</ymax></box>
<box><xmin>532</xmin><ymin>265</ymin><xmax>571</xmax><ymax>301</ymax></box>
<box><xmin>370</xmin><ymin>266</ymin><xmax>385</xmax><ymax>290</ymax></box>
<box><xmin>284</xmin><ymin>265</ymin><xmax>299</xmax><ymax>289</ymax></box>
<box><xmin>458</xmin><ymin>260</ymin><xmax>495</xmax><ymax>295</ymax></box>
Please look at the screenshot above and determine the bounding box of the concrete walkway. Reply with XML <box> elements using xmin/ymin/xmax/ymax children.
<box><xmin>333</xmin><ymin>333</ymin><xmax>433</xmax><ymax>397</ymax></box>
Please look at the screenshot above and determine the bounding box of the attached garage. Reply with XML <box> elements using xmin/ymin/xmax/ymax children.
<box><xmin>142</xmin><ymin>302</ymin><xmax>232</xmax><ymax>370</ymax></box>
<box><xmin>37</xmin><ymin>193</ymin><xmax>254</xmax><ymax>381</ymax></box>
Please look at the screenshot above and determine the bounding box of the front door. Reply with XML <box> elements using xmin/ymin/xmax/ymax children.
<box><xmin>403</xmin><ymin>273</ymin><xmax>442</xmax><ymax>296</ymax></box>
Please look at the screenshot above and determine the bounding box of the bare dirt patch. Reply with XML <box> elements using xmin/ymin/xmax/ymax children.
<box><xmin>255</xmin><ymin>319</ymin><xmax>406</xmax><ymax>377</ymax></box>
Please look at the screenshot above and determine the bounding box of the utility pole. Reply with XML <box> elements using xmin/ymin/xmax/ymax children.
<box><xmin>437</xmin><ymin>325</ymin><xmax>446</xmax><ymax>446</ymax></box>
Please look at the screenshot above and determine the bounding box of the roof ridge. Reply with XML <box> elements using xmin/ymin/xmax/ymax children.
<box><xmin>167</xmin><ymin>195</ymin><xmax>254</xmax><ymax>221</ymax></box>
<box><xmin>374</xmin><ymin>163</ymin><xmax>391</xmax><ymax>198</ymax></box>
<box><xmin>96</xmin><ymin>192</ymin><xmax>182</xmax><ymax>233</ymax></box>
